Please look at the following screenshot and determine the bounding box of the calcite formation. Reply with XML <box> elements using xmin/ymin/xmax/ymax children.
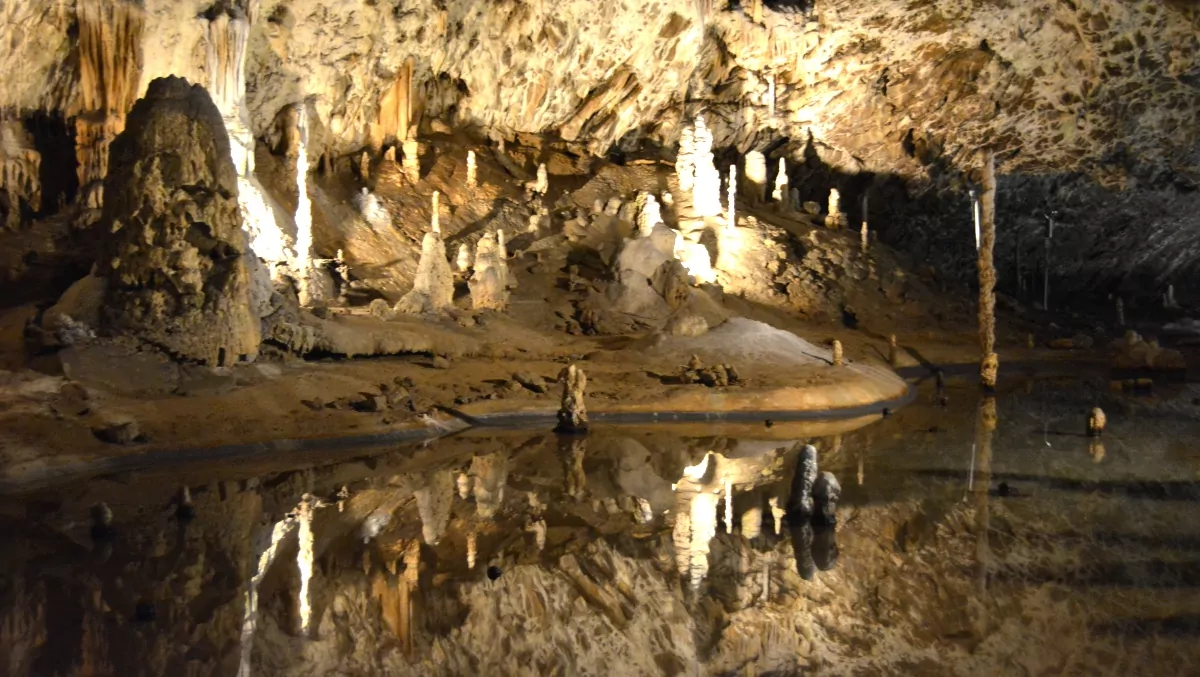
<box><xmin>555</xmin><ymin>364</ymin><xmax>588</xmax><ymax>433</ymax></box>
<box><xmin>93</xmin><ymin>76</ymin><xmax>260</xmax><ymax>366</ymax></box>
<box><xmin>395</xmin><ymin>196</ymin><xmax>454</xmax><ymax>314</ymax></box>
<box><xmin>468</xmin><ymin>232</ymin><xmax>508</xmax><ymax>310</ymax></box>
<box><xmin>691</xmin><ymin>116</ymin><xmax>722</xmax><ymax>218</ymax></box>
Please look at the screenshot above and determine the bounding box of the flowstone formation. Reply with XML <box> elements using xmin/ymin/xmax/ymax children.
<box><xmin>94</xmin><ymin>76</ymin><xmax>261</xmax><ymax>366</ymax></box>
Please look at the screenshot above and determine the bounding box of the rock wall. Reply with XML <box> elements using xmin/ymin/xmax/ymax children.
<box><xmin>97</xmin><ymin>76</ymin><xmax>261</xmax><ymax>365</ymax></box>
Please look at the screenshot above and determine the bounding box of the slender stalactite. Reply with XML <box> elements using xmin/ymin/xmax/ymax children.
<box><xmin>978</xmin><ymin>152</ymin><xmax>998</xmax><ymax>390</ymax></box>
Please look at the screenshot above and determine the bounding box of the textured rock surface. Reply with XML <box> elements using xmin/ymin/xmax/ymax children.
<box><xmin>96</xmin><ymin>76</ymin><xmax>261</xmax><ymax>365</ymax></box>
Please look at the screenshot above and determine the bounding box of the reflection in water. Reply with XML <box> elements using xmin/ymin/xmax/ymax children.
<box><xmin>8</xmin><ymin>378</ymin><xmax>1200</xmax><ymax>675</ymax></box>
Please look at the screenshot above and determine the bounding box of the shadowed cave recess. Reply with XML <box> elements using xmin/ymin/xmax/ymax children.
<box><xmin>2</xmin><ymin>0</ymin><xmax>1200</xmax><ymax>675</ymax></box>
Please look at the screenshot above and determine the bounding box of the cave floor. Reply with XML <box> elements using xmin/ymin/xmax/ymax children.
<box><xmin>3</xmin><ymin>374</ymin><xmax>1200</xmax><ymax>676</ymax></box>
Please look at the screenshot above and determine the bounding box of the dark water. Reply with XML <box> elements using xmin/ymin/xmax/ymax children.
<box><xmin>3</xmin><ymin>375</ymin><xmax>1200</xmax><ymax>676</ymax></box>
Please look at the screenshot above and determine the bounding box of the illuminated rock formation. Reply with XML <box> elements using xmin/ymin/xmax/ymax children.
<box><xmin>455</xmin><ymin>243</ymin><xmax>472</xmax><ymax>274</ymax></box>
<box><xmin>294</xmin><ymin>106</ymin><xmax>316</xmax><ymax>305</ymax></box>
<box><xmin>676</xmin><ymin>125</ymin><xmax>695</xmax><ymax>195</ymax></box>
<box><xmin>0</xmin><ymin>120</ymin><xmax>41</xmax><ymax>230</ymax></box>
<box><xmin>555</xmin><ymin>364</ymin><xmax>588</xmax><ymax>433</ymax></box>
<box><xmin>691</xmin><ymin>116</ymin><xmax>722</xmax><ymax>218</ymax></box>
<box><xmin>468</xmin><ymin>232</ymin><xmax>508</xmax><ymax>311</ymax></box>
<box><xmin>395</xmin><ymin>193</ymin><xmax>454</xmax><ymax>314</ymax></box>
<box><xmin>636</xmin><ymin>193</ymin><xmax>663</xmax><ymax>237</ymax></box>
<box><xmin>466</xmin><ymin>150</ymin><xmax>477</xmax><ymax>189</ymax></box>
<box><xmin>743</xmin><ymin>151</ymin><xmax>767</xmax><ymax>203</ymax></box>
<box><xmin>73</xmin><ymin>0</ymin><xmax>144</xmax><ymax>209</ymax></box>
<box><xmin>824</xmin><ymin>189</ymin><xmax>848</xmax><ymax>229</ymax></box>
<box><xmin>96</xmin><ymin>77</ymin><xmax>260</xmax><ymax>366</ymax></box>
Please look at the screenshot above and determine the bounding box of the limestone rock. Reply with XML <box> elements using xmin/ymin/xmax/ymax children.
<box><xmin>96</xmin><ymin>77</ymin><xmax>260</xmax><ymax>366</ymax></box>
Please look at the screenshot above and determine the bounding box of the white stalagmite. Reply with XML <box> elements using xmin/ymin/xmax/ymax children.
<box><xmin>636</xmin><ymin>193</ymin><xmax>663</xmax><ymax>237</ymax></box>
<box><xmin>294</xmin><ymin>107</ymin><xmax>316</xmax><ymax>306</ymax></box>
<box><xmin>469</xmin><ymin>232</ymin><xmax>509</xmax><ymax>310</ymax></box>
<box><xmin>456</xmin><ymin>473</ymin><xmax>471</xmax><ymax>499</ymax></box>
<box><xmin>534</xmin><ymin>163</ymin><xmax>548</xmax><ymax>195</ymax></box>
<box><xmin>861</xmin><ymin>193</ymin><xmax>869</xmax><ymax>252</ymax></box>
<box><xmin>456</xmin><ymin>243</ymin><xmax>472</xmax><ymax>273</ymax></box>
<box><xmin>497</xmin><ymin>229</ymin><xmax>512</xmax><ymax>289</ymax></box>
<box><xmin>466</xmin><ymin>150</ymin><xmax>477</xmax><ymax>188</ymax></box>
<box><xmin>726</xmin><ymin>164</ymin><xmax>737</xmax><ymax>230</ymax></box>
<box><xmin>467</xmin><ymin>530</ymin><xmax>477</xmax><ymax>569</ymax></box>
<box><xmin>772</xmin><ymin>157</ymin><xmax>788</xmax><ymax>203</ymax></box>
<box><xmin>768</xmin><ymin>496</ymin><xmax>785</xmax><ymax>535</ymax></box>
<box><xmin>525</xmin><ymin>519</ymin><xmax>547</xmax><ymax>550</ymax></box>
<box><xmin>394</xmin><ymin>193</ymin><xmax>454</xmax><ymax>314</ymax></box>
<box><xmin>359</xmin><ymin>151</ymin><xmax>370</xmax><ymax>182</ymax></box>
<box><xmin>676</xmin><ymin>125</ymin><xmax>696</xmax><ymax>195</ymax></box>
<box><xmin>744</xmin><ymin>151</ymin><xmax>767</xmax><ymax>203</ymax></box>
<box><xmin>825</xmin><ymin>188</ymin><xmax>847</xmax><ymax>229</ymax></box>
<box><xmin>692</xmin><ymin>116</ymin><xmax>722</xmax><ymax>217</ymax></box>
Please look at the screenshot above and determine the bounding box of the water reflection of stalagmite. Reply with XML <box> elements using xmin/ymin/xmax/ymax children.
<box><xmin>973</xmin><ymin>397</ymin><xmax>996</xmax><ymax>593</ymax></box>
<box><xmin>296</xmin><ymin>494</ymin><xmax>315</xmax><ymax>636</ymax></box>
<box><xmin>469</xmin><ymin>453</ymin><xmax>508</xmax><ymax>520</ymax></box>
<box><xmin>414</xmin><ymin>470</ymin><xmax>455</xmax><ymax>545</ymax></box>
<box><xmin>238</xmin><ymin>516</ymin><xmax>298</xmax><ymax>677</ymax></box>
<box><xmin>687</xmin><ymin>491</ymin><xmax>720</xmax><ymax>590</ymax></box>
<box><xmin>560</xmin><ymin>435</ymin><xmax>588</xmax><ymax>499</ymax></box>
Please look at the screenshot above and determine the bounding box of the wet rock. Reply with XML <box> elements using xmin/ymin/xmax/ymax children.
<box><xmin>555</xmin><ymin>364</ymin><xmax>588</xmax><ymax>433</ymax></box>
<box><xmin>93</xmin><ymin>419</ymin><xmax>144</xmax><ymax>445</ymax></box>
<box><xmin>513</xmin><ymin>371</ymin><xmax>548</xmax><ymax>394</ymax></box>
<box><xmin>813</xmin><ymin>472</ymin><xmax>841</xmax><ymax>525</ymax></box>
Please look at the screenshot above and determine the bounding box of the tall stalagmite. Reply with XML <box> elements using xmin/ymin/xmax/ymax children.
<box><xmin>978</xmin><ymin>152</ymin><xmax>998</xmax><ymax>389</ymax></box>
<box><xmin>74</xmin><ymin>0</ymin><xmax>145</xmax><ymax>209</ymax></box>
<box><xmin>97</xmin><ymin>76</ymin><xmax>260</xmax><ymax>365</ymax></box>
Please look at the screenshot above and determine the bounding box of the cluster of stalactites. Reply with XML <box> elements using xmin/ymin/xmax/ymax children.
<box><xmin>74</xmin><ymin>0</ymin><xmax>145</xmax><ymax>208</ymax></box>
<box><xmin>1</xmin><ymin>119</ymin><xmax>42</xmax><ymax>227</ymax></box>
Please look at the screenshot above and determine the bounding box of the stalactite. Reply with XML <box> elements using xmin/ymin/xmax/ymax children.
<box><xmin>978</xmin><ymin>152</ymin><xmax>998</xmax><ymax>390</ymax></box>
<box><xmin>74</xmin><ymin>0</ymin><xmax>145</xmax><ymax>208</ymax></box>
<box><xmin>0</xmin><ymin>119</ymin><xmax>42</xmax><ymax>227</ymax></box>
<box><xmin>373</xmin><ymin>59</ymin><xmax>414</xmax><ymax>148</ymax></box>
<box><xmin>772</xmin><ymin>157</ymin><xmax>788</xmax><ymax>205</ymax></box>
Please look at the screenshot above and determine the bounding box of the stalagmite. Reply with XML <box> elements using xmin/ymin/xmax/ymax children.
<box><xmin>467</xmin><ymin>531</ymin><xmax>477</xmax><ymax>569</ymax></box>
<box><xmin>744</xmin><ymin>151</ymin><xmax>767</xmax><ymax>203</ymax></box>
<box><xmin>497</xmin><ymin>229</ymin><xmax>514</xmax><ymax>290</ymax></box>
<box><xmin>1116</xmin><ymin>297</ymin><xmax>1125</xmax><ymax>326</ymax></box>
<box><xmin>471</xmin><ymin>453</ymin><xmax>509</xmax><ymax>520</ymax></box>
<box><xmin>636</xmin><ymin>193</ymin><xmax>663</xmax><ymax>236</ymax></box>
<box><xmin>360</xmin><ymin>151</ymin><xmax>370</xmax><ymax>182</ymax></box>
<box><xmin>466</xmin><ymin>150</ymin><xmax>477</xmax><ymax>189</ymax></box>
<box><xmin>555</xmin><ymin>364</ymin><xmax>588</xmax><ymax>433</ymax></box>
<box><xmin>402</xmin><ymin>134</ymin><xmax>420</xmax><ymax>183</ymax></box>
<box><xmin>561</xmin><ymin>435</ymin><xmax>587</xmax><ymax>498</ymax></box>
<box><xmin>456</xmin><ymin>243</ymin><xmax>472</xmax><ymax>274</ymax></box>
<box><xmin>978</xmin><ymin>152</ymin><xmax>998</xmax><ymax>390</ymax></box>
<box><xmin>832</xmin><ymin>340</ymin><xmax>844</xmax><ymax>366</ymax></box>
<box><xmin>469</xmin><ymin>232</ymin><xmax>508</xmax><ymax>310</ymax></box>
<box><xmin>456</xmin><ymin>473</ymin><xmax>470</xmax><ymax>499</ymax></box>
<box><xmin>530</xmin><ymin>163</ymin><xmax>549</xmax><ymax>197</ymax></box>
<box><xmin>295</xmin><ymin>107</ymin><xmax>316</xmax><ymax>306</ymax></box>
<box><xmin>692</xmin><ymin>116</ymin><xmax>722</xmax><ymax>217</ymax></box>
<box><xmin>1043</xmin><ymin>212</ymin><xmax>1055</xmax><ymax>310</ymax></box>
<box><xmin>238</xmin><ymin>516</ymin><xmax>297</xmax><ymax>677</ymax></box>
<box><xmin>1087</xmin><ymin>407</ymin><xmax>1106</xmax><ymax>437</ymax></box>
<box><xmin>526</xmin><ymin>519</ymin><xmax>548</xmax><ymax>549</ymax></box>
<box><xmin>825</xmin><ymin>188</ymin><xmax>848</xmax><ymax>229</ymax></box>
<box><xmin>414</xmin><ymin>470</ymin><xmax>454</xmax><ymax>545</ymax></box>
<box><xmin>772</xmin><ymin>158</ymin><xmax>789</xmax><ymax>208</ymax></box>
<box><xmin>676</xmin><ymin>125</ymin><xmax>696</xmax><ymax>195</ymax></box>
<box><xmin>74</xmin><ymin>0</ymin><xmax>145</xmax><ymax>208</ymax></box>
<box><xmin>395</xmin><ymin>193</ymin><xmax>454</xmax><ymax>314</ymax></box>
<box><xmin>888</xmin><ymin>334</ymin><xmax>899</xmax><ymax>366</ymax></box>
<box><xmin>726</xmin><ymin>164</ymin><xmax>737</xmax><ymax>230</ymax></box>
<box><xmin>431</xmin><ymin>190</ymin><xmax>441</xmax><ymax>233</ymax></box>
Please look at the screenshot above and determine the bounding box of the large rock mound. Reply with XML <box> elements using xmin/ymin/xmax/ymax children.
<box><xmin>97</xmin><ymin>76</ymin><xmax>261</xmax><ymax>366</ymax></box>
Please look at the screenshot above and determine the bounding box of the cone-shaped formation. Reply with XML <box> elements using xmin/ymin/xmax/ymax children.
<box><xmin>532</xmin><ymin>163</ymin><xmax>548</xmax><ymax>196</ymax></box>
<box><xmin>431</xmin><ymin>190</ymin><xmax>441</xmax><ymax>233</ymax></box>
<box><xmin>414</xmin><ymin>470</ymin><xmax>455</xmax><ymax>545</ymax></box>
<box><xmin>469</xmin><ymin>232</ymin><xmax>509</xmax><ymax>310</ymax></box>
<box><xmin>555</xmin><ymin>364</ymin><xmax>588</xmax><ymax>433</ymax></box>
<box><xmin>455</xmin><ymin>243</ymin><xmax>472</xmax><ymax>273</ymax></box>
<box><xmin>824</xmin><ymin>188</ymin><xmax>848</xmax><ymax>229</ymax></box>
<box><xmin>831</xmin><ymin>340</ymin><xmax>844</xmax><ymax>366</ymax></box>
<box><xmin>98</xmin><ymin>77</ymin><xmax>260</xmax><ymax>366</ymax></box>
<box><xmin>395</xmin><ymin>201</ymin><xmax>454</xmax><ymax>314</ymax></box>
